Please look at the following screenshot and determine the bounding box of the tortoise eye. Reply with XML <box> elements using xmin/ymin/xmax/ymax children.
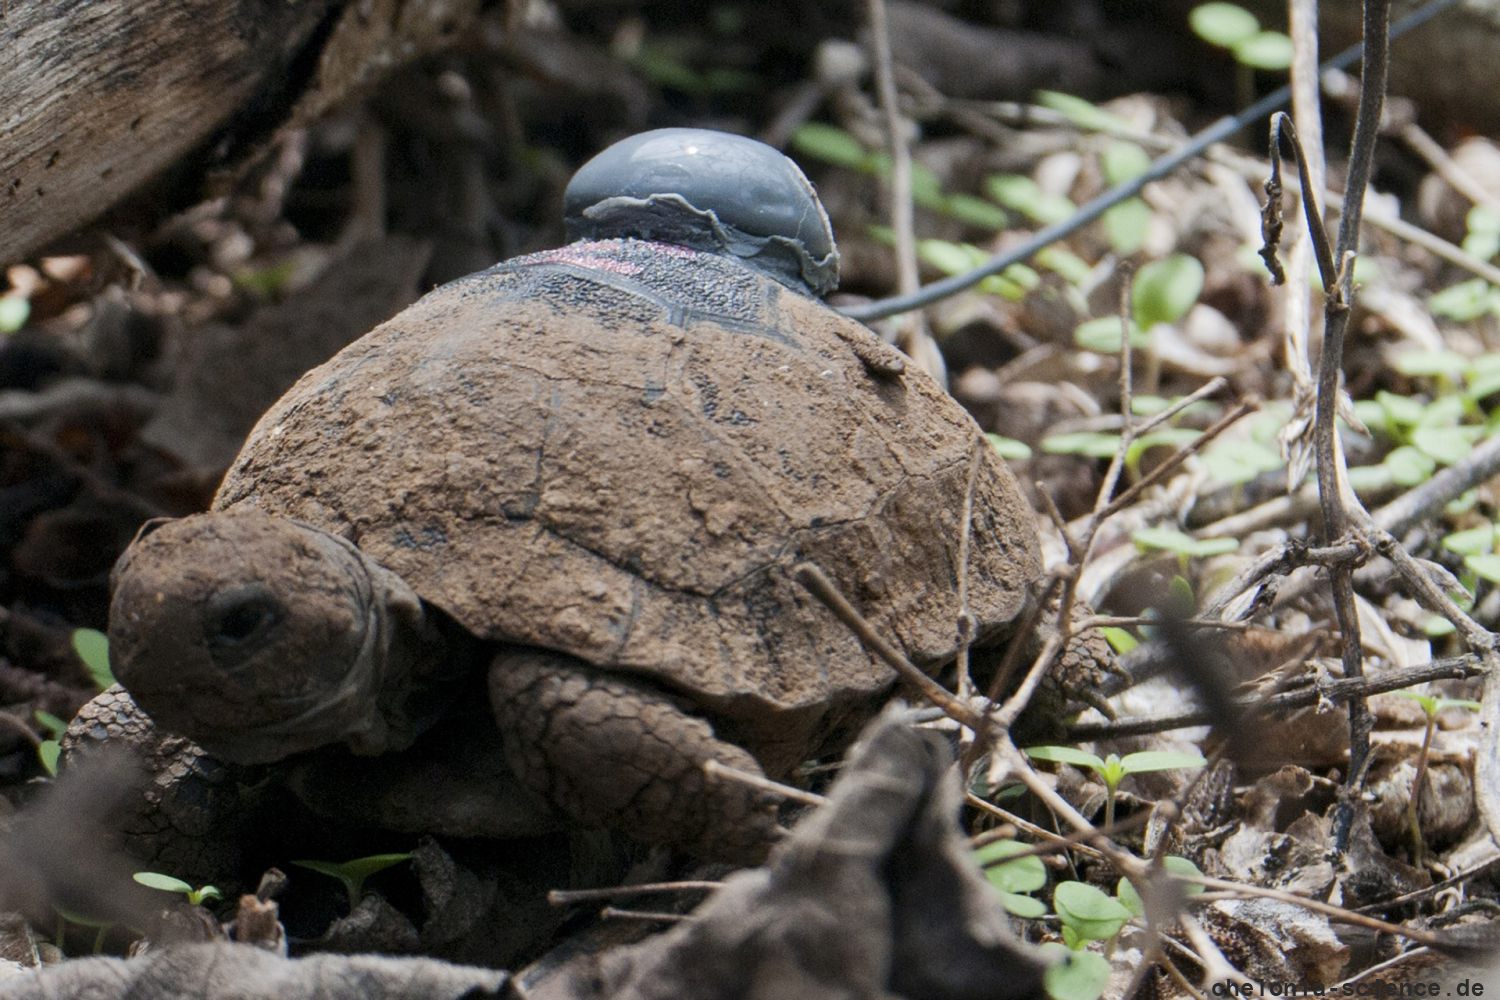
<box><xmin>205</xmin><ymin>585</ymin><xmax>283</xmax><ymax>649</ymax></box>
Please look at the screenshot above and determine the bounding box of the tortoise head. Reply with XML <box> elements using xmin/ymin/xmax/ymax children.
<box><xmin>107</xmin><ymin>510</ymin><xmax>430</xmax><ymax>764</ymax></box>
<box><xmin>563</xmin><ymin>127</ymin><xmax>839</xmax><ymax>297</ymax></box>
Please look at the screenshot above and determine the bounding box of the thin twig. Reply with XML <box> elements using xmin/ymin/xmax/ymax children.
<box><xmin>701</xmin><ymin>759</ymin><xmax>827</xmax><ymax>808</ymax></box>
<box><xmin>1066</xmin><ymin>654</ymin><xmax>1483</xmax><ymax>741</ymax></box>
<box><xmin>1317</xmin><ymin>0</ymin><xmax>1390</xmax><ymax>851</ymax></box>
<box><xmin>1094</xmin><ymin>402</ymin><xmax>1256</xmax><ymax>523</ymax></box>
<box><xmin>954</xmin><ymin>437</ymin><xmax>985</xmax><ymax>702</ymax></box>
<box><xmin>793</xmin><ymin>561</ymin><xmax>988</xmax><ymax>732</ymax></box>
<box><xmin>547</xmin><ymin>881</ymin><xmax>720</xmax><ymax>906</ymax></box>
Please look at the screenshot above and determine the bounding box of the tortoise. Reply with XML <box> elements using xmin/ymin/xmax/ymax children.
<box><xmin>100</xmin><ymin>128</ymin><xmax>1066</xmax><ymax>863</ymax></box>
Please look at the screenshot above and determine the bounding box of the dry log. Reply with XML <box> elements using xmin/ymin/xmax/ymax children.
<box><xmin>0</xmin><ymin>0</ymin><xmax>482</xmax><ymax>267</ymax></box>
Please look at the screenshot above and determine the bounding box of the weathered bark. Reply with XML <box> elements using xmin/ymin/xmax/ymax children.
<box><xmin>0</xmin><ymin>0</ymin><xmax>482</xmax><ymax>267</ymax></box>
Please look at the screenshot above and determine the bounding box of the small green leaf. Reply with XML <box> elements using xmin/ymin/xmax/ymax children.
<box><xmin>134</xmin><ymin>872</ymin><xmax>194</xmax><ymax>894</ymax></box>
<box><xmin>791</xmin><ymin>123</ymin><xmax>870</xmax><ymax>170</ymax></box>
<box><xmin>1470</xmin><ymin>205</ymin><xmax>1500</xmax><ymax>235</ymax></box>
<box><xmin>0</xmin><ymin>296</ymin><xmax>29</xmax><ymax>334</ymax></box>
<box><xmin>1025</xmin><ymin>745</ymin><xmax>1105</xmax><ymax>771</ymax></box>
<box><xmin>189</xmin><ymin>885</ymin><xmax>223</xmax><ymax>906</ymax></box>
<box><xmin>1035</xmin><ymin>91</ymin><xmax>1128</xmax><ymax>132</ymax></box>
<box><xmin>1394</xmin><ymin>350</ymin><xmax>1468</xmax><ymax>379</ymax></box>
<box><xmin>1044</xmin><ymin>946</ymin><xmax>1113</xmax><ymax>1000</ymax></box>
<box><xmin>1041</xmin><ymin>430</ymin><xmax>1123</xmax><ymax>458</ymax></box>
<box><xmin>944</xmin><ymin>194</ymin><xmax>1009</xmax><ymax>230</ymax></box>
<box><xmin>1074</xmin><ymin>316</ymin><xmax>1149</xmax><ymax>353</ymax></box>
<box><xmin>975</xmin><ymin>840</ymin><xmax>1048</xmax><ymax>893</ymax></box>
<box><xmin>1233</xmin><ymin>31</ymin><xmax>1294</xmax><ymax>70</ymax></box>
<box><xmin>1201</xmin><ymin>438</ymin><xmax>1283</xmax><ymax>486</ymax></box>
<box><xmin>1037</xmin><ymin>247</ymin><xmax>1092</xmax><ymax>285</ymax></box>
<box><xmin>1442</xmin><ymin>524</ymin><xmax>1499</xmax><ymax>556</ymax></box>
<box><xmin>1465</xmin><ymin>553</ymin><xmax>1500</xmax><ymax>584</ymax></box>
<box><xmin>1133</xmin><ymin>255</ymin><xmax>1204</xmax><ymax>328</ymax></box>
<box><xmin>1430</xmin><ymin>279</ymin><xmax>1500</xmax><ymax>322</ymax></box>
<box><xmin>1119</xmin><ymin>750</ymin><xmax>1208</xmax><ymax>775</ymax></box>
<box><xmin>70</xmin><ymin>629</ymin><xmax>115</xmax><ymax>691</ymax></box>
<box><xmin>1098</xmin><ymin>754</ymin><xmax>1125</xmax><ymax>790</ymax></box>
<box><xmin>918</xmin><ymin>239</ymin><xmax>984</xmax><ymax>276</ymax></box>
<box><xmin>986</xmin><ymin>175</ymin><xmax>1076</xmax><ymax>225</ymax></box>
<box><xmin>986</xmin><ymin>434</ymin><xmax>1033</xmax><ymax>460</ymax></box>
<box><xmin>1189</xmin><ymin>3</ymin><xmax>1260</xmax><ymax>47</ymax></box>
<box><xmin>1101</xmin><ymin>141</ymin><xmax>1152</xmax><ymax>185</ymax></box>
<box><xmin>1102</xmin><ymin>198</ymin><xmax>1152</xmax><ymax>255</ymax></box>
<box><xmin>38</xmin><ymin>740</ymin><xmax>59</xmax><ymax>776</ymax></box>
<box><xmin>1165</xmin><ymin>575</ymin><xmax>1196</xmax><ymax>616</ymax></box>
<box><xmin>1000</xmin><ymin>891</ymin><xmax>1049</xmax><ymax>918</ymax></box>
<box><xmin>1425</xmin><ymin>615</ymin><xmax>1457</xmax><ymax>637</ymax></box>
<box><xmin>1101</xmin><ymin>626</ymin><xmax>1138</xmax><ymax>654</ymax></box>
<box><xmin>1375</xmin><ymin>390</ymin><xmax>1427</xmax><ymax>428</ymax></box>
<box><xmin>1412</xmin><ymin>425</ymin><xmax>1476</xmax><ymax>466</ymax></box>
<box><xmin>1053</xmin><ymin>881</ymin><xmax>1132</xmax><ymax>942</ymax></box>
<box><xmin>33</xmin><ymin>710</ymin><xmax>68</xmax><ymax>739</ymax></box>
<box><xmin>298</xmin><ymin>853</ymin><xmax>412</xmax><ymax>883</ymax></box>
<box><xmin>1116</xmin><ymin>856</ymin><xmax>1206</xmax><ymax>916</ymax></box>
<box><xmin>1131</xmin><ymin>527</ymin><xmax>1238</xmax><ymax>559</ymax></box>
<box><xmin>1384</xmin><ymin>445</ymin><xmax>1435</xmax><ymax>487</ymax></box>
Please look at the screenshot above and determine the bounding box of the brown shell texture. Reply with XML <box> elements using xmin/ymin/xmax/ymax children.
<box><xmin>215</xmin><ymin>240</ymin><xmax>1040</xmax><ymax>715</ymax></box>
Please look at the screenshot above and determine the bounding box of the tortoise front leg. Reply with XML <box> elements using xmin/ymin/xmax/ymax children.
<box><xmin>488</xmin><ymin>649</ymin><xmax>781</xmax><ymax>864</ymax></box>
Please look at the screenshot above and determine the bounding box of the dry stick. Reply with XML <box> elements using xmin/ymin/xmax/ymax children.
<box><xmin>1398</xmin><ymin>120</ymin><xmax>1500</xmax><ymax>217</ymax></box>
<box><xmin>1372</xmin><ymin>431</ymin><xmax>1500</xmax><ymax>535</ymax></box>
<box><xmin>1094</xmin><ymin>402</ymin><xmax>1256</xmax><ymax>524</ymax></box>
<box><xmin>1067</xmin><ymin>653</ymin><xmax>1483</xmax><ymax>741</ymax></box>
<box><xmin>547</xmin><ymin>881</ymin><xmax>721</xmax><ymax>906</ymax></box>
<box><xmin>953</xmin><ymin>438</ymin><xmax>985</xmax><ymax>703</ymax></box>
<box><xmin>700</xmin><ymin>759</ymin><xmax>827</xmax><ymax>808</ymax></box>
<box><xmin>964</xmin><ymin>793</ymin><xmax>1107</xmax><ymax>862</ymax></box>
<box><xmin>863</xmin><ymin>0</ymin><xmax>936</xmax><ymax>372</ymax></box>
<box><xmin>1200</xmin><ymin>432</ymin><xmax>1500</xmax><ymax>624</ymax></box>
<box><xmin>970</xmin><ymin>807</ymin><xmax>1151</xmax><ymax>861</ymax></box>
<box><xmin>1189</xmin><ymin>874</ymin><xmax>1453</xmax><ymax>950</ymax></box>
<box><xmin>792</xmin><ymin>562</ymin><xmax>988</xmax><ymax>733</ymax></box>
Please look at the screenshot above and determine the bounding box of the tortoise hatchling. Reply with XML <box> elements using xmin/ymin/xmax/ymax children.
<box><xmin>99</xmin><ymin>128</ymin><xmax>1073</xmax><ymax>863</ymax></box>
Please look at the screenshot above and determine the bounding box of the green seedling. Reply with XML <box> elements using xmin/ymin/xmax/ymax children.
<box><xmin>1053</xmin><ymin>880</ymin><xmax>1131</xmax><ymax>950</ymax></box>
<box><xmin>1071</xmin><ymin>254</ymin><xmax>1202</xmax><ymax>369</ymax></box>
<box><xmin>1131</xmin><ymin>527</ymin><xmax>1239</xmax><ymax>572</ymax></box>
<box><xmin>1041</xmin><ymin>426</ymin><xmax>1200</xmax><ymax>483</ymax></box>
<box><xmin>1115</xmin><ymin>855</ymin><xmax>1206</xmax><ymax>917</ymax></box>
<box><xmin>133</xmin><ymin>871</ymin><xmax>223</xmax><ymax>907</ymax></box>
<box><xmin>986</xmin><ymin>174</ymin><xmax>1075</xmax><ymax>226</ymax></box>
<box><xmin>1100</xmin><ymin>141</ymin><xmax>1153</xmax><ymax>254</ymax></box>
<box><xmin>1132</xmin><ymin>254</ymin><xmax>1204</xmax><ymax>330</ymax></box>
<box><xmin>1189</xmin><ymin>3</ymin><xmax>1292</xmax><ymax>70</ymax></box>
<box><xmin>1463</xmin><ymin>205</ymin><xmax>1500</xmax><ymax>262</ymax></box>
<box><xmin>292</xmin><ymin>853</ymin><xmax>413</xmax><ymax>911</ymax></box>
<box><xmin>1025</xmin><ymin>747</ymin><xmax>1207</xmax><ymax>829</ymax></box>
<box><xmin>33</xmin><ymin>709</ymin><xmax>67</xmax><ymax>776</ymax></box>
<box><xmin>1034</xmin><ymin>91</ymin><xmax>1133</xmax><ymax>133</ymax></box>
<box><xmin>1041</xmin><ymin>941</ymin><xmax>1113</xmax><ymax>1000</ymax></box>
<box><xmin>974</xmin><ymin>839</ymin><xmax>1049</xmax><ymax>918</ymax></box>
<box><xmin>70</xmin><ymin>628</ymin><xmax>115</xmax><ymax>691</ymax></box>
<box><xmin>0</xmin><ymin>295</ymin><xmax>28</xmax><ymax>334</ymax></box>
<box><xmin>53</xmin><ymin>906</ymin><xmax>116</xmax><ymax>954</ymax></box>
<box><xmin>986</xmin><ymin>433</ymin><xmax>1032</xmax><ymax>461</ymax></box>
<box><xmin>792</xmin><ymin>123</ymin><xmax>1013</xmax><ymax>231</ymax></box>
<box><xmin>1393</xmin><ymin>691</ymin><xmax>1481</xmax><ymax>864</ymax></box>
